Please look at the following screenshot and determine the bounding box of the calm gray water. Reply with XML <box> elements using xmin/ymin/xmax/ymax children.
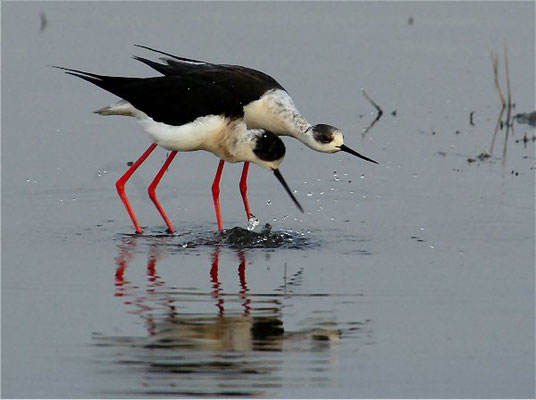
<box><xmin>2</xmin><ymin>2</ymin><xmax>535</xmax><ymax>398</ymax></box>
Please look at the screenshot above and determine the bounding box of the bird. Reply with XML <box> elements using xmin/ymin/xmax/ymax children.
<box><xmin>132</xmin><ymin>45</ymin><xmax>378</xmax><ymax>222</ymax></box>
<box><xmin>54</xmin><ymin>66</ymin><xmax>303</xmax><ymax>234</ymax></box>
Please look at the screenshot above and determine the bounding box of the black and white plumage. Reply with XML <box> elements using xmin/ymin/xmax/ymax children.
<box><xmin>55</xmin><ymin>66</ymin><xmax>302</xmax><ymax>234</ymax></box>
<box><xmin>133</xmin><ymin>45</ymin><xmax>378</xmax><ymax>163</ymax></box>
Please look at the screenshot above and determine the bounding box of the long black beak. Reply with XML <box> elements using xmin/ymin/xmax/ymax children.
<box><xmin>273</xmin><ymin>169</ymin><xmax>304</xmax><ymax>213</ymax></box>
<box><xmin>339</xmin><ymin>144</ymin><xmax>378</xmax><ymax>164</ymax></box>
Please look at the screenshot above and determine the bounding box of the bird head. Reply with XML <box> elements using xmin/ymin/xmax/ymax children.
<box><xmin>246</xmin><ymin>130</ymin><xmax>303</xmax><ymax>213</ymax></box>
<box><xmin>310</xmin><ymin>124</ymin><xmax>378</xmax><ymax>164</ymax></box>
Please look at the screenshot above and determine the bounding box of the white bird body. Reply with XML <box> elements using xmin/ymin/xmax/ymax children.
<box><xmin>99</xmin><ymin>99</ymin><xmax>263</xmax><ymax>164</ymax></box>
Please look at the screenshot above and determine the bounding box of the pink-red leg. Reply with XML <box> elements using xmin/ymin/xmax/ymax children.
<box><xmin>148</xmin><ymin>151</ymin><xmax>178</xmax><ymax>233</ymax></box>
<box><xmin>239</xmin><ymin>161</ymin><xmax>251</xmax><ymax>220</ymax></box>
<box><xmin>116</xmin><ymin>143</ymin><xmax>158</xmax><ymax>234</ymax></box>
<box><xmin>211</xmin><ymin>160</ymin><xmax>225</xmax><ymax>232</ymax></box>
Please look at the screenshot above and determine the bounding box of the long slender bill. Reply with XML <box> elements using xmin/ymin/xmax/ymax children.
<box><xmin>273</xmin><ymin>169</ymin><xmax>304</xmax><ymax>213</ymax></box>
<box><xmin>339</xmin><ymin>144</ymin><xmax>378</xmax><ymax>164</ymax></box>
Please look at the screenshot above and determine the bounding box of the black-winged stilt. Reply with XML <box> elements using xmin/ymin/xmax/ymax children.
<box><xmin>55</xmin><ymin>66</ymin><xmax>303</xmax><ymax>234</ymax></box>
<box><xmin>133</xmin><ymin>45</ymin><xmax>378</xmax><ymax>221</ymax></box>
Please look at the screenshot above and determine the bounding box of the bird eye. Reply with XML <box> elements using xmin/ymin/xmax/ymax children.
<box><xmin>313</xmin><ymin>129</ymin><xmax>334</xmax><ymax>144</ymax></box>
<box><xmin>318</xmin><ymin>133</ymin><xmax>333</xmax><ymax>143</ymax></box>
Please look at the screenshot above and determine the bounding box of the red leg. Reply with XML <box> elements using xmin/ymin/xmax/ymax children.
<box><xmin>116</xmin><ymin>143</ymin><xmax>157</xmax><ymax>234</ymax></box>
<box><xmin>239</xmin><ymin>161</ymin><xmax>251</xmax><ymax>220</ymax></box>
<box><xmin>211</xmin><ymin>160</ymin><xmax>225</xmax><ymax>232</ymax></box>
<box><xmin>148</xmin><ymin>151</ymin><xmax>178</xmax><ymax>233</ymax></box>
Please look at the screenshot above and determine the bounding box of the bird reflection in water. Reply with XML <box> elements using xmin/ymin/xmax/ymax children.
<box><xmin>95</xmin><ymin>235</ymin><xmax>346</xmax><ymax>397</ymax></box>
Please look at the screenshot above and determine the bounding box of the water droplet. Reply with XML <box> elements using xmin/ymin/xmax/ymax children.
<box><xmin>247</xmin><ymin>214</ymin><xmax>259</xmax><ymax>231</ymax></box>
<box><xmin>307</xmin><ymin>192</ymin><xmax>313</xmax><ymax>197</ymax></box>
<box><xmin>330</xmin><ymin>217</ymin><xmax>335</xmax><ymax>221</ymax></box>
<box><xmin>283</xmin><ymin>215</ymin><xmax>288</xmax><ymax>220</ymax></box>
<box><xmin>333</xmin><ymin>171</ymin><xmax>340</xmax><ymax>181</ymax></box>
<box><xmin>267</xmin><ymin>200</ymin><xmax>272</xmax><ymax>206</ymax></box>
<box><xmin>360</xmin><ymin>174</ymin><xmax>365</xmax><ymax>179</ymax></box>
<box><xmin>293</xmin><ymin>190</ymin><xmax>298</xmax><ymax>194</ymax></box>
<box><xmin>320</xmin><ymin>191</ymin><xmax>325</xmax><ymax>195</ymax></box>
<box><xmin>26</xmin><ymin>178</ymin><xmax>30</xmax><ymax>182</ymax></box>
<box><xmin>429</xmin><ymin>245</ymin><xmax>435</xmax><ymax>249</ymax></box>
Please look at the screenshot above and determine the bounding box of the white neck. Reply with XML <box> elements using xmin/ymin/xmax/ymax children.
<box><xmin>244</xmin><ymin>89</ymin><xmax>312</xmax><ymax>139</ymax></box>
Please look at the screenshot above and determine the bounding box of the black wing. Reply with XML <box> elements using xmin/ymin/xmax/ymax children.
<box><xmin>55</xmin><ymin>66</ymin><xmax>244</xmax><ymax>126</ymax></box>
<box><xmin>133</xmin><ymin>45</ymin><xmax>286</xmax><ymax>103</ymax></box>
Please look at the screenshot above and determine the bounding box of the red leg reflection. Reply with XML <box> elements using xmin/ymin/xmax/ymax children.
<box><xmin>116</xmin><ymin>143</ymin><xmax>158</xmax><ymax>234</ymax></box>
<box><xmin>210</xmin><ymin>247</ymin><xmax>224</xmax><ymax>316</ymax></box>
<box><xmin>148</xmin><ymin>151</ymin><xmax>178</xmax><ymax>234</ymax></box>
<box><xmin>114</xmin><ymin>236</ymin><xmax>138</xmax><ymax>297</ymax></box>
<box><xmin>211</xmin><ymin>160</ymin><xmax>225</xmax><ymax>232</ymax></box>
<box><xmin>237</xmin><ymin>250</ymin><xmax>251</xmax><ymax>316</ymax></box>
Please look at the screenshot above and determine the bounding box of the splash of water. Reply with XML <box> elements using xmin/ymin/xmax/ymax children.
<box><xmin>247</xmin><ymin>214</ymin><xmax>259</xmax><ymax>231</ymax></box>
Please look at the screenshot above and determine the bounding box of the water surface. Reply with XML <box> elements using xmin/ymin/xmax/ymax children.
<box><xmin>2</xmin><ymin>2</ymin><xmax>534</xmax><ymax>398</ymax></box>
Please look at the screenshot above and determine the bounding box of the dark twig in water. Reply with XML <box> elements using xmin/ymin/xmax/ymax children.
<box><xmin>469</xmin><ymin>111</ymin><xmax>475</xmax><ymax>126</ymax></box>
<box><xmin>361</xmin><ymin>88</ymin><xmax>383</xmax><ymax>135</ymax></box>
<box><xmin>39</xmin><ymin>12</ymin><xmax>47</xmax><ymax>32</ymax></box>
<box><xmin>489</xmin><ymin>51</ymin><xmax>506</xmax><ymax>157</ymax></box>
<box><xmin>514</xmin><ymin>111</ymin><xmax>536</xmax><ymax>127</ymax></box>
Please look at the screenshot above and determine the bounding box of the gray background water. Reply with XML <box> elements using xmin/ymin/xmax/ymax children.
<box><xmin>2</xmin><ymin>1</ymin><xmax>535</xmax><ymax>398</ymax></box>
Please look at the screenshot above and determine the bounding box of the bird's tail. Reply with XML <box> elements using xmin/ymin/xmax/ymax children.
<box><xmin>52</xmin><ymin>65</ymin><xmax>138</xmax><ymax>117</ymax></box>
<box><xmin>52</xmin><ymin>65</ymin><xmax>105</xmax><ymax>86</ymax></box>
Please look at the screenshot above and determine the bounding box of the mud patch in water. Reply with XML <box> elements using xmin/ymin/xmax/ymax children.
<box><xmin>117</xmin><ymin>223</ymin><xmax>319</xmax><ymax>250</ymax></box>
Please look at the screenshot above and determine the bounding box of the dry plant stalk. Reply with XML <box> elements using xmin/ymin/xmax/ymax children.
<box><xmin>361</xmin><ymin>88</ymin><xmax>383</xmax><ymax>135</ymax></box>
<box><xmin>502</xmin><ymin>42</ymin><xmax>514</xmax><ymax>165</ymax></box>
<box><xmin>489</xmin><ymin>43</ymin><xmax>514</xmax><ymax>165</ymax></box>
<box><xmin>489</xmin><ymin>51</ymin><xmax>506</xmax><ymax>156</ymax></box>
